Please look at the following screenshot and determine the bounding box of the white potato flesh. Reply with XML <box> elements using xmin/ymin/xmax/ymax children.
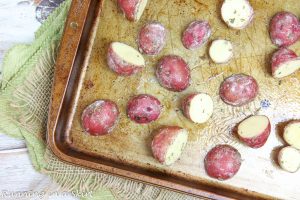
<box><xmin>135</xmin><ymin>0</ymin><xmax>148</xmax><ymax>21</ymax></box>
<box><xmin>209</xmin><ymin>40</ymin><xmax>233</xmax><ymax>64</ymax></box>
<box><xmin>238</xmin><ymin>115</ymin><xmax>269</xmax><ymax>138</ymax></box>
<box><xmin>112</xmin><ymin>42</ymin><xmax>145</xmax><ymax>66</ymax></box>
<box><xmin>273</xmin><ymin>59</ymin><xmax>300</xmax><ymax>78</ymax></box>
<box><xmin>189</xmin><ymin>94</ymin><xmax>214</xmax><ymax>123</ymax></box>
<box><xmin>164</xmin><ymin>130</ymin><xmax>188</xmax><ymax>165</ymax></box>
<box><xmin>284</xmin><ymin>122</ymin><xmax>300</xmax><ymax>149</ymax></box>
<box><xmin>278</xmin><ymin>146</ymin><xmax>300</xmax><ymax>173</ymax></box>
<box><xmin>221</xmin><ymin>0</ymin><xmax>254</xmax><ymax>29</ymax></box>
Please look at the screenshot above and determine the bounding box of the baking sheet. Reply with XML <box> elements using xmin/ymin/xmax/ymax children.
<box><xmin>67</xmin><ymin>0</ymin><xmax>300</xmax><ymax>199</ymax></box>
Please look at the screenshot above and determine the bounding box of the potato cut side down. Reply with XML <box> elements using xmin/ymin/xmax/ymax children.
<box><xmin>107</xmin><ymin>42</ymin><xmax>145</xmax><ymax>76</ymax></box>
<box><xmin>221</xmin><ymin>0</ymin><xmax>254</xmax><ymax>29</ymax></box>
<box><xmin>278</xmin><ymin>146</ymin><xmax>300</xmax><ymax>173</ymax></box>
<box><xmin>209</xmin><ymin>39</ymin><xmax>233</xmax><ymax>64</ymax></box>
<box><xmin>204</xmin><ymin>145</ymin><xmax>242</xmax><ymax>180</ymax></box>
<box><xmin>237</xmin><ymin>115</ymin><xmax>271</xmax><ymax>148</ymax></box>
<box><xmin>81</xmin><ymin>100</ymin><xmax>119</xmax><ymax>136</ymax></box>
<box><xmin>138</xmin><ymin>22</ymin><xmax>167</xmax><ymax>55</ymax></box>
<box><xmin>269</xmin><ymin>12</ymin><xmax>300</xmax><ymax>47</ymax></box>
<box><xmin>182</xmin><ymin>93</ymin><xmax>214</xmax><ymax>123</ymax></box>
<box><xmin>151</xmin><ymin>126</ymin><xmax>188</xmax><ymax>166</ymax></box>
<box><xmin>117</xmin><ymin>0</ymin><xmax>148</xmax><ymax>21</ymax></box>
<box><xmin>181</xmin><ymin>20</ymin><xmax>211</xmax><ymax>50</ymax></box>
<box><xmin>284</xmin><ymin>121</ymin><xmax>300</xmax><ymax>150</ymax></box>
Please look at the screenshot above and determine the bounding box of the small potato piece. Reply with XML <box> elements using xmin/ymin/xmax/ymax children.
<box><xmin>219</xmin><ymin>74</ymin><xmax>259</xmax><ymax>106</ymax></box>
<box><xmin>81</xmin><ymin>100</ymin><xmax>119</xmax><ymax>136</ymax></box>
<box><xmin>270</xmin><ymin>12</ymin><xmax>300</xmax><ymax>47</ymax></box>
<box><xmin>127</xmin><ymin>94</ymin><xmax>162</xmax><ymax>124</ymax></box>
<box><xmin>209</xmin><ymin>39</ymin><xmax>233</xmax><ymax>64</ymax></box>
<box><xmin>156</xmin><ymin>55</ymin><xmax>191</xmax><ymax>92</ymax></box>
<box><xmin>182</xmin><ymin>20</ymin><xmax>211</xmax><ymax>50</ymax></box>
<box><xmin>151</xmin><ymin>126</ymin><xmax>188</xmax><ymax>165</ymax></box>
<box><xmin>271</xmin><ymin>48</ymin><xmax>300</xmax><ymax>78</ymax></box>
<box><xmin>278</xmin><ymin>146</ymin><xmax>300</xmax><ymax>173</ymax></box>
<box><xmin>117</xmin><ymin>0</ymin><xmax>148</xmax><ymax>21</ymax></box>
<box><xmin>221</xmin><ymin>0</ymin><xmax>254</xmax><ymax>30</ymax></box>
<box><xmin>107</xmin><ymin>42</ymin><xmax>145</xmax><ymax>76</ymax></box>
<box><xmin>237</xmin><ymin>115</ymin><xmax>271</xmax><ymax>148</ymax></box>
<box><xmin>138</xmin><ymin>22</ymin><xmax>167</xmax><ymax>55</ymax></box>
<box><xmin>204</xmin><ymin>145</ymin><xmax>242</xmax><ymax>180</ymax></box>
<box><xmin>283</xmin><ymin>121</ymin><xmax>300</xmax><ymax>150</ymax></box>
<box><xmin>181</xmin><ymin>93</ymin><xmax>214</xmax><ymax>123</ymax></box>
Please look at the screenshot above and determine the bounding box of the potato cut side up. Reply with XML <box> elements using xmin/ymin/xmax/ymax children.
<box><xmin>164</xmin><ymin>129</ymin><xmax>188</xmax><ymax>165</ymax></box>
<box><xmin>221</xmin><ymin>0</ymin><xmax>254</xmax><ymax>29</ymax></box>
<box><xmin>135</xmin><ymin>0</ymin><xmax>148</xmax><ymax>21</ymax></box>
<box><xmin>273</xmin><ymin>59</ymin><xmax>300</xmax><ymax>78</ymax></box>
<box><xmin>284</xmin><ymin>121</ymin><xmax>300</xmax><ymax>149</ymax></box>
<box><xmin>209</xmin><ymin>39</ymin><xmax>233</xmax><ymax>64</ymax></box>
<box><xmin>112</xmin><ymin>42</ymin><xmax>144</xmax><ymax>66</ymax></box>
<box><xmin>182</xmin><ymin>93</ymin><xmax>214</xmax><ymax>123</ymax></box>
<box><xmin>278</xmin><ymin>146</ymin><xmax>300</xmax><ymax>173</ymax></box>
<box><xmin>238</xmin><ymin>115</ymin><xmax>271</xmax><ymax>148</ymax></box>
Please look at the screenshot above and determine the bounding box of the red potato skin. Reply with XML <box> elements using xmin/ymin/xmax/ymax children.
<box><xmin>117</xmin><ymin>0</ymin><xmax>142</xmax><ymax>21</ymax></box>
<box><xmin>219</xmin><ymin>74</ymin><xmax>259</xmax><ymax>106</ymax></box>
<box><xmin>271</xmin><ymin>48</ymin><xmax>298</xmax><ymax>76</ymax></box>
<box><xmin>138</xmin><ymin>22</ymin><xmax>166</xmax><ymax>55</ymax></box>
<box><xmin>270</xmin><ymin>12</ymin><xmax>300</xmax><ymax>47</ymax></box>
<box><xmin>107</xmin><ymin>43</ymin><xmax>143</xmax><ymax>76</ymax></box>
<box><xmin>204</xmin><ymin>145</ymin><xmax>242</xmax><ymax>180</ymax></box>
<box><xmin>156</xmin><ymin>55</ymin><xmax>191</xmax><ymax>92</ymax></box>
<box><xmin>238</xmin><ymin>118</ymin><xmax>271</xmax><ymax>148</ymax></box>
<box><xmin>181</xmin><ymin>93</ymin><xmax>197</xmax><ymax>120</ymax></box>
<box><xmin>81</xmin><ymin>100</ymin><xmax>119</xmax><ymax>136</ymax></box>
<box><xmin>182</xmin><ymin>20</ymin><xmax>211</xmax><ymax>50</ymax></box>
<box><xmin>151</xmin><ymin>126</ymin><xmax>184</xmax><ymax>164</ymax></box>
<box><xmin>127</xmin><ymin>94</ymin><xmax>162</xmax><ymax>124</ymax></box>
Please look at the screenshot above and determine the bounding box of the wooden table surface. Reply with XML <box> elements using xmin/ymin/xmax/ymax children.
<box><xmin>0</xmin><ymin>1</ymin><xmax>78</xmax><ymax>199</ymax></box>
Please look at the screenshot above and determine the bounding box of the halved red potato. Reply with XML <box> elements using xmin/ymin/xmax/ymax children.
<box><xmin>209</xmin><ymin>39</ymin><xmax>233</xmax><ymax>64</ymax></box>
<box><xmin>156</xmin><ymin>55</ymin><xmax>191</xmax><ymax>92</ymax></box>
<box><xmin>107</xmin><ymin>42</ymin><xmax>145</xmax><ymax>76</ymax></box>
<box><xmin>283</xmin><ymin>121</ymin><xmax>300</xmax><ymax>150</ymax></box>
<box><xmin>117</xmin><ymin>0</ymin><xmax>148</xmax><ymax>21</ymax></box>
<box><xmin>269</xmin><ymin>12</ymin><xmax>300</xmax><ymax>47</ymax></box>
<box><xmin>204</xmin><ymin>144</ymin><xmax>242</xmax><ymax>180</ymax></box>
<box><xmin>127</xmin><ymin>94</ymin><xmax>162</xmax><ymax>124</ymax></box>
<box><xmin>237</xmin><ymin>115</ymin><xmax>271</xmax><ymax>148</ymax></box>
<box><xmin>181</xmin><ymin>20</ymin><xmax>211</xmax><ymax>50</ymax></box>
<box><xmin>181</xmin><ymin>93</ymin><xmax>214</xmax><ymax>123</ymax></box>
<box><xmin>151</xmin><ymin>126</ymin><xmax>188</xmax><ymax>165</ymax></box>
<box><xmin>219</xmin><ymin>74</ymin><xmax>259</xmax><ymax>106</ymax></box>
<box><xmin>138</xmin><ymin>22</ymin><xmax>167</xmax><ymax>55</ymax></box>
<box><xmin>221</xmin><ymin>0</ymin><xmax>254</xmax><ymax>30</ymax></box>
<box><xmin>81</xmin><ymin>100</ymin><xmax>119</xmax><ymax>136</ymax></box>
<box><xmin>278</xmin><ymin>146</ymin><xmax>300</xmax><ymax>173</ymax></box>
<box><xmin>271</xmin><ymin>48</ymin><xmax>300</xmax><ymax>78</ymax></box>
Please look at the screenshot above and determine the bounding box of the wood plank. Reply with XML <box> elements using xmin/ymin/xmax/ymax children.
<box><xmin>0</xmin><ymin>148</ymin><xmax>78</xmax><ymax>200</ymax></box>
<box><xmin>0</xmin><ymin>133</ymin><xmax>26</xmax><ymax>150</ymax></box>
